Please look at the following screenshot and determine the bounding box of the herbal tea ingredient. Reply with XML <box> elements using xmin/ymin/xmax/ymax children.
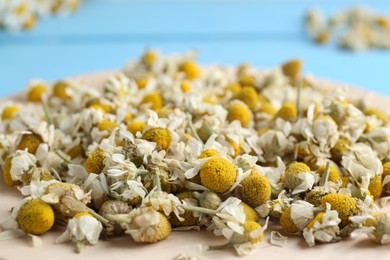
<box><xmin>1</xmin><ymin>50</ymin><xmax>390</xmax><ymax>256</ymax></box>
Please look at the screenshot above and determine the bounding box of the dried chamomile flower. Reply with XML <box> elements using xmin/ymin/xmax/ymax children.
<box><xmin>283</xmin><ymin>162</ymin><xmax>316</xmax><ymax>194</ymax></box>
<box><xmin>17</xmin><ymin>198</ymin><xmax>55</xmax><ymax>235</ymax></box>
<box><xmin>108</xmin><ymin>207</ymin><xmax>171</xmax><ymax>243</ymax></box>
<box><xmin>127</xmin><ymin>121</ymin><xmax>147</xmax><ymax>135</ymax></box>
<box><xmin>142</xmin><ymin>127</ymin><xmax>172</xmax><ymax>150</ymax></box>
<box><xmin>240</xmin><ymin>202</ymin><xmax>260</xmax><ymax>222</ymax></box>
<box><xmin>99</xmin><ymin>200</ymin><xmax>130</xmax><ymax>237</ymax></box>
<box><xmin>303</xmin><ymin>203</ymin><xmax>341</xmax><ymax>247</ymax></box>
<box><xmin>368</xmin><ymin>174</ymin><xmax>382</xmax><ymax>200</ymax></box>
<box><xmin>193</xmin><ymin>190</ymin><xmax>221</xmax><ymax>210</ymax></box>
<box><xmin>227</xmin><ymin>101</ymin><xmax>252</xmax><ymax>127</ymax></box>
<box><xmin>280</xmin><ymin>201</ymin><xmax>314</xmax><ymax>234</ymax></box>
<box><xmin>351</xmin><ymin>213</ymin><xmax>390</xmax><ymax>244</ymax></box>
<box><xmin>17</xmin><ymin>133</ymin><xmax>43</xmax><ymax>155</ymax></box>
<box><xmin>84</xmin><ymin>149</ymin><xmax>105</xmax><ymax>174</ymax></box>
<box><xmin>43</xmin><ymin>182</ymin><xmax>91</xmax><ymax>219</ymax></box>
<box><xmin>199</xmin><ymin>157</ymin><xmax>237</xmax><ymax>193</ymax></box>
<box><xmin>3</xmin><ymin>150</ymin><xmax>37</xmax><ymax>185</ymax></box>
<box><xmin>317</xmin><ymin>164</ymin><xmax>341</xmax><ymax>183</ymax></box>
<box><xmin>141</xmin><ymin>49</ymin><xmax>158</xmax><ymax>67</ymax></box>
<box><xmin>321</xmin><ymin>193</ymin><xmax>358</xmax><ymax>227</ymax></box>
<box><xmin>237</xmin><ymin>173</ymin><xmax>271</xmax><ymax>208</ymax></box>
<box><xmin>1</xmin><ymin>105</ymin><xmax>20</xmax><ymax>120</ymax></box>
<box><xmin>234</xmin><ymin>86</ymin><xmax>259</xmax><ymax>110</ymax></box>
<box><xmin>140</xmin><ymin>92</ymin><xmax>163</xmax><ymax>110</ymax></box>
<box><xmin>281</xmin><ymin>59</ymin><xmax>302</xmax><ymax>79</ymax></box>
<box><xmin>330</xmin><ymin>136</ymin><xmax>350</xmax><ymax>162</ymax></box>
<box><xmin>170</xmin><ymin>191</ymin><xmax>199</xmax><ymax>227</ymax></box>
<box><xmin>56</xmin><ymin>212</ymin><xmax>103</xmax><ymax>253</ymax></box>
<box><xmin>305</xmin><ymin>187</ymin><xmax>329</xmax><ymax>207</ymax></box>
<box><xmin>27</xmin><ymin>80</ymin><xmax>47</xmax><ymax>102</ymax></box>
<box><xmin>179</xmin><ymin>60</ymin><xmax>200</xmax><ymax>80</ymax></box>
<box><xmin>275</xmin><ymin>102</ymin><xmax>297</xmax><ymax>121</ymax></box>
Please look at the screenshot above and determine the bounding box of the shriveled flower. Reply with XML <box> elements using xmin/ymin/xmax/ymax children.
<box><xmin>107</xmin><ymin>207</ymin><xmax>171</xmax><ymax>243</ymax></box>
<box><xmin>56</xmin><ymin>212</ymin><xmax>103</xmax><ymax>253</ymax></box>
<box><xmin>303</xmin><ymin>203</ymin><xmax>341</xmax><ymax>246</ymax></box>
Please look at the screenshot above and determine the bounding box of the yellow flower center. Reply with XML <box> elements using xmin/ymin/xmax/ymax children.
<box><xmin>127</xmin><ymin>121</ymin><xmax>146</xmax><ymax>135</ymax></box>
<box><xmin>2</xmin><ymin>106</ymin><xmax>20</xmax><ymax>120</ymax></box>
<box><xmin>17</xmin><ymin>133</ymin><xmax>43</xmax><ymax>154</ymax></box>
<box><xmin>198</xmin><ymin>149</ymin><xmax>219</xmax><ymax>159</ymax></box>
<box><xmin>178</xmin><ymin>61</ymin><xmax>200</xmax><ymax>80</ymax></box>
<box><xmin>199</xmin><ymin>157</ymin><xmax>237</xmax><ymax>193</ymax></box>
<box><xmin>142</xmin><ymin>127</ymin><xmax>172</xmax><ymax>150</ymax></box>
<box><xmin>17</xmin><ymin>199</ymin><xmax>54</xmax><ymax>235</ymax></box>
<box><xmin>27</xmin><ymin>84</ymin><xmax>46</xmax><ymax>102</ymax></box>
<box><xmin>141</xmin><ymin>92</ymin><xmax>163</xmax><ymax>110</ymax></box>
<box><xmin>85</xmin><ymin>149</ymin><xmax>105</xmax><ymax>174</ymax></box>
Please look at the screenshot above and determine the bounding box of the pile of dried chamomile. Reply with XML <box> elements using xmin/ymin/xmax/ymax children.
<box><xmin>1</xmin><ymin>50</ymin><xmax>390</xmax><ymax>257</ymax></box>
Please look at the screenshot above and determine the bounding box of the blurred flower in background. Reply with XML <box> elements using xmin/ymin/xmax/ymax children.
<box><xmin>0</xmin><ymin>0</ymin><xmax>83</xmax><ymax>32</ymax></box>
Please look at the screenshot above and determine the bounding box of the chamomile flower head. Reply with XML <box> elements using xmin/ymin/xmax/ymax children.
<box><xmin>140</xmin><ymin>91</ymin><xmax>163</xmax><ymax>110</ymax></box>
<box><xmin>127</xmin><ymin>121</ymin><xmax>147</xmax><ymax>135</ymax></box>
<box><xmin>5</xmin><ymin>150</ymin><xmax>37</xmax><ymax>184</ymax></box>
<box><xmin>368</xmin><ymin>174</ymin><xmax>382</xmax><ymax>200</ymax></box>
<box><xmin>194</xmin><ymin>191</ymin><xmax>222</xmax><ymax>210</ymax></box>
<box><xmin>240</xmin><ymin>202</ymin><xmax>260</xmax><ymax>222</ymax></box>
<box><xmin>303</xmin><ymin>203</ymin><xmax>341</xmax><ymax>247</ymax></box>
<box><xmin>317</xmin><ymin>164</ymin><xmax>341</xmax><ymax>183</ymax></box>
<box><xmin>321</xmin><ymin>193</ymin><xmax>358</xmax><ymax>227</ymax></box>
<box><xmin>233</xmin><ymin>86</ymin><xmax>259</xmax><ymax>110</ymax></box>
<box><xmin>17</xmin><ymin>198</ymin><xmax>55</xmax><ymax>235</ymax></box>
<box><xmin>281</xmin><ymin>59</ymin><xmax>302</xmax><ymax>79</ymax></box>
<box><xmin>52</xmin><ymin>81</ymin><xmax>73</xmax><ymax>100</ymax></box>
<box><xmin>227</xmin><ymin>100</ymin><xmax>252</xmax><ymax>127</ymax></box>
<box><xmin>364</xmin><ymin>108</ymin><xmax>388</xmax><ymax>125</ymax></box>
<box><xmin>27</xmin><ymin>80</ymin><xmax>47</xmax><ymax>102</ymax></box>
<box><xmin>1</xmin><ymin>105</ymin><xmax>20</xmax><ymax>120</ymax></box>
<box><xmin>280</xmin><ymin>206</ymin><xmax>299</xmax><ymax>233</ymax></box>
<box><xmin>109</xmin><ymin>207</ymin><xmax>171</xmax><ymax>243</ymax></box>
<box><xmin>199</xmin><ymin>157</ymin><xmax>237</xmax><ymax>193</ymax></box>
<box><xmin>305</xmin><ymin>187</ymin><xmax>329</xmax><ymax>207</ymax></box>
<box><xmin>275</xmin><ymin>102</ymin><xmax>297</xmax><ymax>121</ymax></box>
<box><xmin>179</xmin><ymin>60</ymin><xmax>200</xmax><ymax>80</ymax></box>
<box><xmin>44</xmin><ymin>182</ymin><xmax>91</xmax><ymax>219</ymax></box>
<box><xmin>283</xmin><ymin>161</ymin><xmax>315</xmax><ymax>193</ymax></box>
<box><xmin>360</xmin><ymin>213</ymin><xmax>390</xmax><ymax>244</ymax></box>
<box><xmin>330</xmin><ymin>136</ymin><xmax>350</xmax><ymax>162</ymax></box>
<box><xmin>84</xmin><ymin>149</ymin><xmax>105</xmax><ymax>174</ymax></box>
<box><xmin>141</xmin><ymin>49</ymin><xmax>158</xmax><ymax>67</ymax></box>
<box><xmin>56</xmin><ymin>212</ymin><xmax>103</xmax><ymax>253</ymax></box>
<box><xmin>237</xmin><ymin>173</ymin><xmax>271</xmax><ymax>207</ymax></box>
<box><xmin>169</xmin><ymin>191</ymin><xmax>199</xmax><ymax>227</ymax></box>
<box><xmin>17</xmin><ymin>133</ymin><xmax>43</xmax><ymax>155</ymax></box>
<box><xmin>142</xmin><ymin>127</ymin><xmax>172</xmax><ymax>150</ymax></box>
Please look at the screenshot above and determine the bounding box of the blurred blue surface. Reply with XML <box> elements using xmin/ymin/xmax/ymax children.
<box><xmin>1</xmin><ymin>0</ymin><xmax>390</xmax><ymax>97</ymax></box>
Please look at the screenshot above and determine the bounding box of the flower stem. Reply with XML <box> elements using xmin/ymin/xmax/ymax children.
<box><xmin>186</xmin><ymin>112</ymin><xmax>203</xmax><ymax>144</ymax></box>
<box><xmin>54</xmin><ymin>150</ymin><xmax>72</xmax><ymax>164</ymax></box>
<box><xmin>153</xmin><ymin>174</ymin><xmax>162</xmax><ymax>192</ymax></box>
<box><xmin>296</xmin><ymin>79</ymin><xmax>302</xmax><ymax>119</ymax></box>
<box><xmin>42</xmin><ymin>102</ymin><xmax>53</xmax><ymax>125</ymax></box>
<box><xmin>87</xmin><ymin>208</ymin><xmax>110</xmax><ymax>226</ymax></box>
<box><xmin>75</xmin><ymin>240</ymin><xmax>85</xmax><ymax>253</ymax></box>
<box><xmin>180</xmin><ymin>204</ymin><xmax>217</xmax><ymax>215</ymax></box>
<box><xmin>320</xmin><ymin>161</ymin><xmax>331</xmax><ymax>186</ymax></box>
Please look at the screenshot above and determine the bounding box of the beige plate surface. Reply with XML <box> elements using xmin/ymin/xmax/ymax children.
<box><xmin>1</xmin><ymin>71</ymin><xmax>390</xmax><ymax>260</ymax></box>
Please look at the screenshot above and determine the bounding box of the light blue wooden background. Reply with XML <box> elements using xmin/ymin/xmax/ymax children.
<box><xmin>1</xmin><ymin>0</ymin><xmax>390</xmax><ymax>97</ymax></box>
